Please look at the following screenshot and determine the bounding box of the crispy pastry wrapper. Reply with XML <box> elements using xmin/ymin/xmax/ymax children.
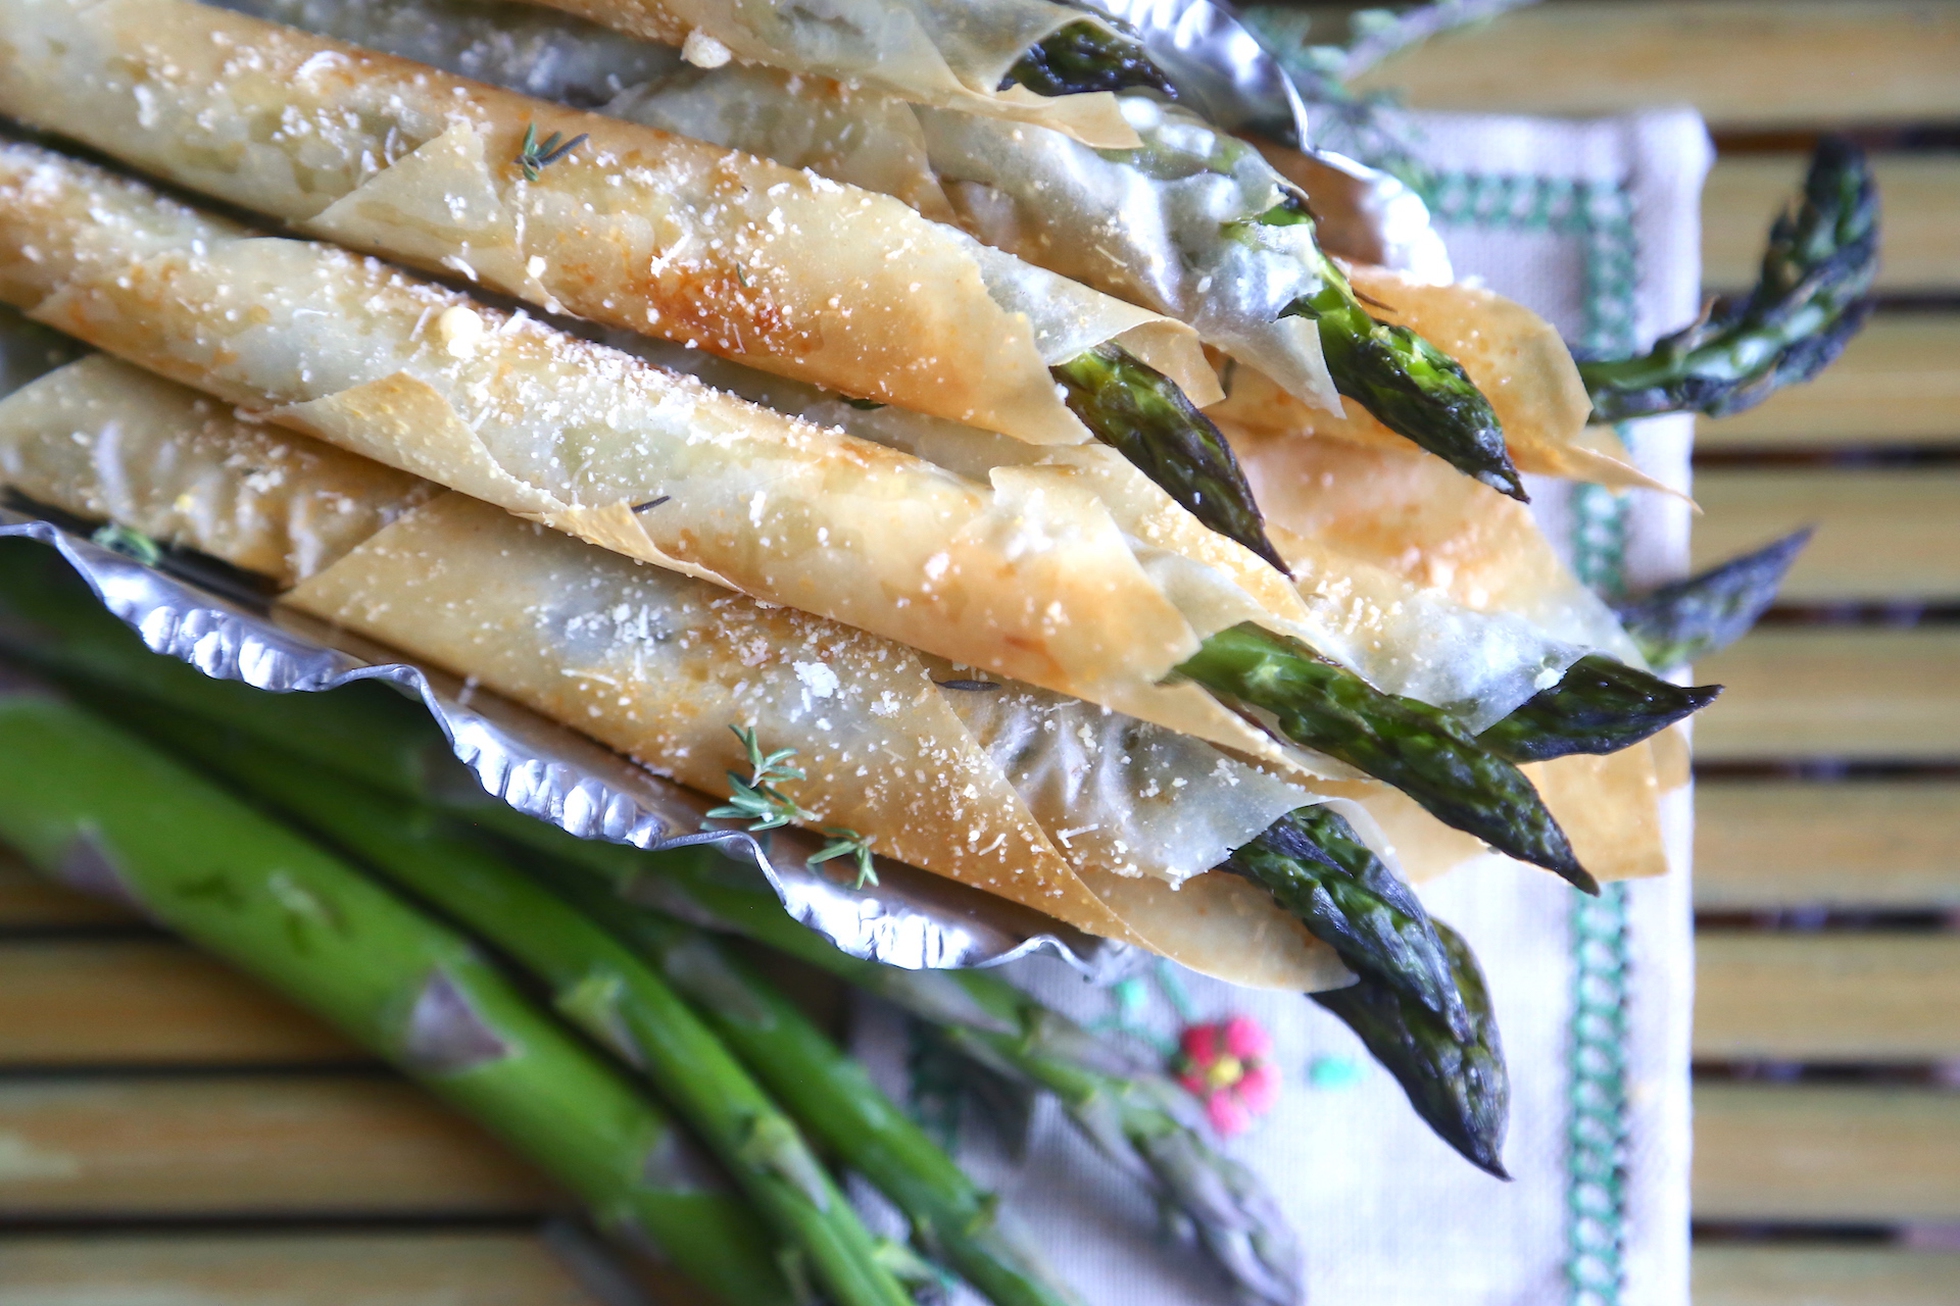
<box><xmin>0</xmin><ymin>0</ymin><xmax>1219</xmax><ymax>444</ymax></box>
<box><xmin>0</xmin><ymin>140</ymin><xmax>1312</xmax><ymax>775</ymax></box>
<box><xmin>512</xmin><ymin>0</ymin><xmax>1145</xmax><ymax>148</ymax></box>
<box><xmin>1229</xmin><ymin>421</ymin><xmax>1646</xmax><ymax>667</ymax></box>
<box><xmin>1208</xmin><ymin>264</ymin><xmax>1677</xmax><ymax>495</ymax></box>
<box><xmin>225</xmin><ymin>0</ymin><xmax>1339</xmax><ymax>415</ymax></box>
<box><xmin>1223</xmin><ymin>425</ymin><xmax>1675</xmax><ymax>884</ymax></box>
<box><xmin>632</xmin><ymin>336</ymin><xmax>1594</xmax><ymax>732</ymax></box>
<box><xmin>0</xmin><ymin>349</ymin><xmax>1355</xmax><ymax>985</ymax></box>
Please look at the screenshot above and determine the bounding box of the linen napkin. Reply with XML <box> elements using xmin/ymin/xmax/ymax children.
<box><xmin>853</xmin><ymin>107</ymin><xmax>1711</xmax><ymax>1306</ymax></box>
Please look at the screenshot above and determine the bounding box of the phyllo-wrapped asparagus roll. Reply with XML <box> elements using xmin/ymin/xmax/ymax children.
<box><xmin>0</xmin><ymin>140</ymin><xmax>1720</xmax><ymax>887</ymax></box>
<box><xmin>218</xmin><ymin>0</ymin><xmax>1603</xmax><ymax>516</ymax></box>
<box><xmin>0</xmin><ymin>0</ymin><xmax>1220</xmax><ymax>454</ymax></box>
<box><xmin>509</xmin><ymin>0</ymin><xmax>1159</xmax><ymax>148</ymax></box>
<box><xmin>0</xmin><ymin>348</ymin><xmax>1378</xmax><ymax>991</ymax></box>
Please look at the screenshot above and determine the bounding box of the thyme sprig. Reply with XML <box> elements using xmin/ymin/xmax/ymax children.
<box><xmin>515</xmin><ymin>122</ymin><xmax>588</xmax><ymax>182</ymax></box>
<box><xmin>704</xmin><ymin>725</ymin><xmax>878</xmax><ymax>887</ymax></box>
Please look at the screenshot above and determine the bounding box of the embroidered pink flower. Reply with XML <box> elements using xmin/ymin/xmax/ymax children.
<box><xmin>1176</xmin><ymin>1015</ymin><xmax>1280</xmax><ymax>1136</ymax></box>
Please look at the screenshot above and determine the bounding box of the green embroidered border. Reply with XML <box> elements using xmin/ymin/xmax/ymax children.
<box><xmin>1428</xmin><ymin>171</ymin><xmax>1640</xmax><ymax>1306</ymax></box>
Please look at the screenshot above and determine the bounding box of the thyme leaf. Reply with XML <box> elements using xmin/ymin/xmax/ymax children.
<box><xmin>703</xmin><ymin>725</ymin><xmax>876</xmax><ymax>885</ymax></box>
<box><xmin>515</xmin><ymin>121</ymin><xmax>588</xmax><ymax>182</ymax></box>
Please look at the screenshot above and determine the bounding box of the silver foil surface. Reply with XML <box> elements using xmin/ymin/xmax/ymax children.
<box><xmin>1099</xmin><ymin>0</ymin><xmax>1453</xmax><ymax>281</ymax></box>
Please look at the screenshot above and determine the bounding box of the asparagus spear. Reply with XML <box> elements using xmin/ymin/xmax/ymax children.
<box><xmin>0</xmin><ymin>692</ymin><xmax>791</xmax><ymax>1306</ymax></box>
<box><xmin>1224</xmin><ymin>806</ymin><xmax>1467</xmax><ymax>1036</ymax></box>
<box><xmin>1176</xmin><ymin>623</ymin><xmax>1594</xmax><ymax>891</ymax></box>
<box><xmin>1578</xmin><ymin>137</ymin><xmax>1878</xmax><ymax>421</ymax></box>
<box><xmin>1263</xmin><ymin>198</ymin><xmax>1523</xmax><ymax>500</ymax></box>
<box><xmin>112</xmin><ymin>712</ymin><xmax>919</xmax><ymax>1306</ymax></box>
<box><xmin>1611</xmin><ymin>529</ymin><xmax>1811</xmax><ymax>673</ymax></box>
<box><xmin>1312</xmin><ymin>920</ymin><xmax>1508</xmax><ymax>1179</ymax></box>
<box><xmin>531</xmin><ymin>865</ymin><xmax>1082</xmax><ymax>1306</ymax></box>
<box><xmin>1052</xmin><ymin>344</ymin><xmax>1287</xmax><ymax>568</ymax></box>
<box><xmin>1001</xmin><ymin>20</ymin><xmax>1177</xmax><ymax>98</ymax></box>
<box><xmin>483</xmin><ymin>821</ymin><xmax>1306</xmax><ymax>1306</ymax></box>
<box><xmin>1476</xmin><ymin>654</ymin><xmax>1721</xmax><ymax>764</ymax></box>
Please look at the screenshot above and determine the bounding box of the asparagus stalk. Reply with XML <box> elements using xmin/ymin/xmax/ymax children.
<box><xmin>1051</xmin><ymin>344</ymin><xmax>1287</xmax><ymax>568</ymax></box>
<box><xmin>1001</xmin><ymin>21</ymin><xmax>1177</xmax><ymax>98</ymax></box>
<box><xmin>1578</xmin><ymin>137</ymin><xmax>1878</xmax><ymax>421</ymax></box>
<box><xmin>1312</xmin><ymin>920</ymin><xmax>1508</xmax><ymax>1178</ymax></box>
<box><xmin>0</xmin><ymin>692</ymin><xmax>791</xmax><ymax>1306</ymax></box>
<box><xmin>114</xmin><ymin>711</ymin><xmax>919</xmax><ymax>1306</ymax></box>
<box><xmin>1265</xmin><ymin>200</ymin><xmax>1523</xmax><ymax>501</ymax></box>
<box><xmin>1475</xmin><ymin>654</ymin><xmax>1721</xmax><ymax>764</ymax></box>
<box><xmin>1176</xmin><ymin>623</ymin><xmax>1594</xmax><ymax>891</ymax></box>
<box><xmin>1224</xmin><ymin>806</ymin><xmax>1468</xmax><ymax>1037</ymax></box>
<box><xmin>531</xmin><ymin>864</ymin><xmax>1082</xmax><ymax>1306</ymax></box>
<box><xmin>1611</xmin><ymin>529</ymin><xmax>1811</xmax><ymax>673</ymax></box>
<box><xmin>482</xmin><ymin>820</ymin><xmax>1306</xmax><ymax>1306</ymax></box>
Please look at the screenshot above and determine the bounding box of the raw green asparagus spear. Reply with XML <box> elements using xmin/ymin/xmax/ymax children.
<box><xmin>532</xmin><ymin>865</ymin><xmax>1082</xmax><ymax>1306</ymax></box>
<box><xmin>1051</xmin><ymin>343</ymin><xmax>1287</xmax><ymax>568</ymax></box>
<box><xmin>1176</xmin><ymin>623</ymin><xmax>1594</xmax><ymax>891</ymax></box>
<box><xmin>1261</xmin><ymin>198</ymin><xmax>1524</xmax><ymax>501</ymax></box>
<box><xmin>116</xmin><ymin>718</ymin><xmax>919</xmax><ymax>1306</ymax></box>
<box><xmin>483</xmin><ymin>822</ymin><xmax>1305</xmax><ymax>1306</ymax></box>
<box><xmin>1475</xmin><ymin>654</ymin><xmax>1721</xmax><ymax>764</ymax></box>
<box><xmin>1611</xmin><ymin>529</ymin><xmax>1810</xmax><ymax>673</ymax></box>
<box><xmin>0</xmin><ymin>692</ymin><xmax>790</xmax><ymax>1306</ymax></box>
<box><xmin>1312</xmin><ymin>919</ymin><xmax>1508</xmax><ymax>1179</ymax></box>
<box><xmin>1001</xmin><ymin>20</ymin><xmax>1177</xmax><ymax>98</ymax></box>
<box><xmin>1578</xmin><ymin>137</ymin><xmax>1878</xmax><ymax>421</ymax></box>
<box><xmin>1225</xmin><ymin>806</ymin><xmax>1468</xmax><ymax>1036</ymax></box>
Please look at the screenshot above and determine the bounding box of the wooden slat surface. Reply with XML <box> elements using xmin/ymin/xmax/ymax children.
<box><xmin>1693</xmin><ymin>627</ymin><xmax>1960</xmax><ymax>761</ymax></box>
<box><xmin>1693</xmin><ymin>1245</ymin><xmax>1960</xmax><ymax>1306</ymax></box>
<box><xmin>1694</xmin><ymin>1084</ymin><xmax>1960</xmax><ymax>1221</ymax></box>
<box><xmin>0</xmin><ymin>848</ymin><xmax>133</xmax><ymax>930</ymax></box>
<box><xmin>1340</xmin><ymin>2</ymin><xmax>1960</xmax><ymax>127</ymax></box>
<box><xmin>1697</xmin><ymin>314</ymin><xmax>1960</xmax><ymax>451</ymax></box>
<box><xmin>1694</xmin><ymin>933</ymin><xmax>1960</xmax><ymax>1060</ymax></box>
<box><xmin>1695</xmin><ymin>780</ymin><xmax>1960</xmax><ymax>909</ymax></box>
<box><xmin>1704</xmin><ymin>155</ymin><xmax>1960</xmax><ymax>294</ymax></box>
<box><xmin>0</xmin><ymin>941</ymin><xmax>358</xmax><ymax>1066</ymax></box>
<box><xmin>0</xmin><ymin>1231</ymin><xmax>606</xmax><ymax>1306</ymax></box>
<box><xmin>0</xmin><ymin>1076</ymin><xmax>558</xmax><ymax>1216</ymax></box>
<box><xmin>1691</xmin><ymin>468</ymin><xmax>1960</xmax><ymax>602</ymax></box>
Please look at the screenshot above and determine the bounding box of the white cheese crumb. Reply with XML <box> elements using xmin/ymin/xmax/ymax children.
<box><xmin>437</xmin><ymin>305</ymin><xmax>484</xmax><ymax>358</ymax></box>
<box><xmin>681</xmin><ymin>30</ymin><xmax>733</xmax><ymax>68</ymax></box>
<box><xmin>794</xmin><ymin>661</ymin><xmax>840</xmax><ymax>700</ymax></box>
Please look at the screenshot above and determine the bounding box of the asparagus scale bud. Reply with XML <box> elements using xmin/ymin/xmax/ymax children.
<box><xmin>0</xmin><ymin>692</ymin><xmax>792</xmax><ymax>1306</ymax></box>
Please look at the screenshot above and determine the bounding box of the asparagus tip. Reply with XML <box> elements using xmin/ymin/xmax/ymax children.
<box><xmin>1478</xmin><ymin>466</ymin><xmax>1528</xmax><ymax>503</ymax></box>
